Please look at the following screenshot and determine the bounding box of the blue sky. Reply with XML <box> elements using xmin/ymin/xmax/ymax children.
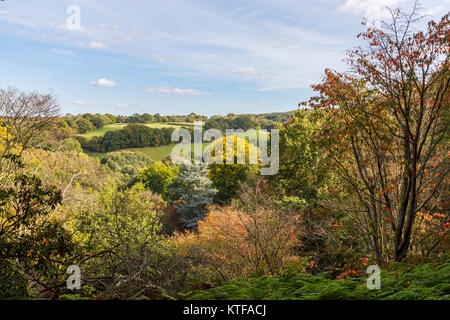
<box><xmin>0</xmin><ymin>0</ymin><xmax>447</xmax><ymax>116</ymax></box>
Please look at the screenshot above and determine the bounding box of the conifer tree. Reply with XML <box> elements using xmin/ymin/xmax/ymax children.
<box><xmin>169</xmin><ymin>163</ymin><xmax>217</xmax><ymax>230</ymax></box>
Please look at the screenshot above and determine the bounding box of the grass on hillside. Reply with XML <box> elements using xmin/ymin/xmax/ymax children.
<box><xmin>79</xmin><ymin>122</ymin><xmax>193</xmax><ymax>140</ymax></box>
<box><xmin>183</xmin><ymin>259</ymin><xmax>450</xmax><ymax>300</ymax></box>
<box><xmin>86</xmin><ymin>142</ymin><xmax>211</xmax><ymax>161</ymax></box>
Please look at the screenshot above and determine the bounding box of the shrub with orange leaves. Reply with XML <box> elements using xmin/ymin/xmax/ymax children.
<box><xmin>414</xmin><ymin>209</ymin><xmax>450</xmax><ymax>258</ymax></box>
<box><xmin>174</xmin><ymin>188</ymin><xmax>301</xmax><ymax>281</ymax></box>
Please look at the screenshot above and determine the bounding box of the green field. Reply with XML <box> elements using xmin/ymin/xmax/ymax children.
<box><xmin>86</xmin><ymin>142</ymin><xmax>211</xmax><ymax>161</ymax></box>
<box><xmin>79</xmin><ymin>122</ymin><xmax>194</xmax><ymax>140</ymax></box>
<box><xmin>83</xmin><ymin>126</ymin><xmax>268</xmax><ymax>161</ymax></box>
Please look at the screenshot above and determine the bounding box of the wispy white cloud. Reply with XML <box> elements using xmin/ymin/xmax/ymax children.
<box><xmin>0</xmin><ymin>13</ymin><xmax>39</xmax><ymax>29</ymax></box>
<box><xmin>48</xmin><ymin>48</ymin><xmax>76</xmax><ymax>56</ymax></box>
<box><xmin>73</xmin><ymin>100</ymin><xmax>89</xmax><ymax>106</ymax></box>
<box><xmin>232</xmin><ymin>67</ymin><xmax>259</xmax><ymax>77</ymax></box>
<box><xmin>151</xmin><ymin>54</ymin><xmax>172</xmax><ymax>63</ymax></box>
<box><xmin>337</xmin><ymin>0</ymin><xmax>406</xmax><ymax>20</ymax></box>
<box><xmin>423</xmin><ymin>5</ymin><xmax>445</xmax><ymax>17</ymax></box>
<box><xmin>88</xmin><ymin>40</ymin><xmax>109</xmax><ymax>50</ymax></box>
<box><xmin>144</xmin><ymin>86</ymin><xmax>212</xmax><ymax>96</ymax></box>
<box><xmin>91</xmin><ymin>78</ymin><xmax>117</xmax><ymax>87</ymax></box>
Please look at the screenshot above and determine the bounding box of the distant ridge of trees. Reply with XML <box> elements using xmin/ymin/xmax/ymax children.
<box><xmin>63</xmin><ymin>110</ymin><xmax>294</xmax><ymax>135</ymax></box>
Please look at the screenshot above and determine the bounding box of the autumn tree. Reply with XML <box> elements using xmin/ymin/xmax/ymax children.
<box><xmin>0</xmin><ymin>88</ymin><xmax>60</xmax><ymax>152</ymax></box>
<box><xmin>306</xmin><ymin>6</ymin><xmax>449</xmax><ymax>263</ymax></box>
<box><xmin>136</xmin><ymin>161</ymin><xmax>178</xmax><ymax>200</ymax></box>
<box><xmin>0</xmin><ymin>156</ymin><xmax>75</xmax><ymax>299</ymax></box>
<box><xmin>208</xmin><ymin>136</ymin><xmax>260</xmax><ymax>204</ymax></box>
<box><xmin>175</xmin><ymin>186</ymin><xmax>300</xmax><ymax>280</ymax></box>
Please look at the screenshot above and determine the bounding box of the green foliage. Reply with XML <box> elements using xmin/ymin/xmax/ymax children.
<box><xmin>64</xmin><ymin>113</ymin><xmax>113</xmax><ymax>135</ymax></box>
<box><xmin>58</xmin><ymin>293</ymin><xmax>90</xmax><ymax>300</ymax></box>
<box><xmin>207</xmin><ymin>136</ymin><xmax>259</xmax><ymax>204</ymax></box>
<box><xmin>29</xmin><ymin>118</ymin><xmax>77</xmax><ymax>151</ymax></box>
<box><xmin>204</xmin><ymin>112</ymin><xmax>293</xmax><ymax>132</ymax></box>
<box><xmin>60</xmin><ymin>137</ymin><xmax>82</xmax><ymax>153</ymax></box>
<box><xmin>100</xmin><ymin>150</ymin><xmax>153</xmax><ymax>182</ymax></box>
<box><xmin>79</xmin><ymin>136</ymin><xmax>105</xmax><ymax>153</ymax></box>
<box><xmin>67</xmin><ymin>111</ymin><xmax>292</xmax><ymax>137</ymax></box>
<box><xmin>0</xmin><ymin>159</ymin><xmax>75</xmax><ymax>299</ymax></box>
<box><xmin>169</xmin><ymin>163</ymin><xmax>217</xmax><ymax>230</ymax></box>
<box><xmin>76</xmin><ymin>118</ymin><xmax>95</xmax><ymax>134</ymax></box>
<box><xmin>75</xmin><ymin>183</ymin><xmax>188</xmax><ymax>299</ymax></box>
<box><xmin>269</xmin><ymin>109</ymin><xmax>329</xmax><ymax>204</ymax></box>
<box><xmin>136</xmin><ymin>162</ymin><xmax>178</xmax><ymax>200</ymax></box>
<box><xmin>82</xmin><ymin>124</ymin><xmax>175</xmax><ymax>152</ymax></box>
<box><xmin>70</xmin><ymin>111</ymin><xmax>293</xmax><ymax>131</ymax></box>
<box><xmin>186</xmin><ymin>259</ymin><xmax>450</xmax><ymax>300</ymax></box>
<box><xmin>89</xmin><ymin>114</ymin><xmax>107</xmax><ymax>129</ymax></box>
<box><xmin>22</xmin><ymin>148</ymin><xmax>106</xmax><ymax>191</ymax></box>
<box><xmin>209</xmin><ymin>165</ymin><xmax>251</xmax><ymax>204</ymax></box>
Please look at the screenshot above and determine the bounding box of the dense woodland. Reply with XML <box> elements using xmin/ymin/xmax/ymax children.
<box><xmin>0</xmin><ymin>8</ymin><xmax>448</xmax><ymax>300</ymax></box>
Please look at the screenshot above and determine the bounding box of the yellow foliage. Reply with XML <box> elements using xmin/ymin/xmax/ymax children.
<box><xmin>208</xmin><ymin>135</ymin><xmax>259</xmax><ymax>165</ymax></box>
<box><xmin>0</xmin><ymin>117</ymin><xmax>23</xmax><ymax>155</ymax></box>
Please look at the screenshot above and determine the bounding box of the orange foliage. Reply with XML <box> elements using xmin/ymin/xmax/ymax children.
<box><xmin>174</xmin><ymin>203</ymin><xmax>300</xmax><ymax>280</ymax></box>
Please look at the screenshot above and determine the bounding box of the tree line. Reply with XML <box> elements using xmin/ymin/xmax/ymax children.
<box><xmin>63</xmin><ymin>111</ymin><xmax>293</xmax><ymax>135</ymax></box>
<box><xmin>76</xmin><ymin>124</ymin><xmax>180</xmax><ymax>152</ymax></box>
